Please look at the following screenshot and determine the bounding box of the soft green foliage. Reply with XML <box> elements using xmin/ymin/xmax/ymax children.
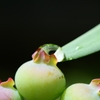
<box><xmin>55</xmin><ymin>24</ymin><xmax>100</xmax><ymax>61</ymax></box>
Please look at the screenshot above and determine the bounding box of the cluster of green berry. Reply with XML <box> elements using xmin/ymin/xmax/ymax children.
<box><xmin>0</xmin><ymin>45</ymin><xmax>100</xmax><ymax>100</ymax></box>
<box><xmin>1</xmin><ymin>23</ymin><xmax>100</xmax><ymax>100</ymax></box>
<box><xmin>15</xmin><ymin>47</ymin><xmax>100</xmax><ymax>100</ymax></box>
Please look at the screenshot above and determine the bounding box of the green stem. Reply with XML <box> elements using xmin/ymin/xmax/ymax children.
<box><xmin>39</xmin><ymin>24</ymin><xmax>100</xmax><ymax>62</ymax></box>
<box><xmin>59</xmin><ymin>24</ymin><xmax>100</xmax><ymax>61</ymax></box>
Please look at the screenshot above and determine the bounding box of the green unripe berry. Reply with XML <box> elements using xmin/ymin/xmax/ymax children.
<box><xmin>61</xmin><ymin>78</ymin><xmax>100</xmax><ymax>100</ymax></box>
<box><xmin>0</xmin><ymin>78</ymin><xmax>23</xmax><ymax>100</ymax></box>
<box><xmin>15</xmin><ymin>48</ymin><xmax>66</xmax><ymax>100</ymax></box>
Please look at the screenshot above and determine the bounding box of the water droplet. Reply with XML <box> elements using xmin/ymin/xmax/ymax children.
<box><xmin>75</xmin><ymin>46</ymin><xmax>81</xmax><ymax>50</ymax></box>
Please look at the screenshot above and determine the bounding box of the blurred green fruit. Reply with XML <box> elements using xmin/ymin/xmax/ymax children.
<box><xmin>61</xmin><ymin>78</ymin><xmax>100</xmax><ymax>100</ymax></box>
<box><xmin>0</xmin><ymin>78</ymin><xmax>23</xmax><ymax>100</ymax></box>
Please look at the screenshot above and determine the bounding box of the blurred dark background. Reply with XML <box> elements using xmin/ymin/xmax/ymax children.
<box><xmin>0</xmin><ymin>1</ymin><xmax>100</xmax><ymax>86</ymax></box>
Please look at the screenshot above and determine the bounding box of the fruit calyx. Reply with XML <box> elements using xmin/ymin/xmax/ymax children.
<box><xmin>0</xmin><ymin>78</ymin><xmax>14</xmax><ymax>89</ymax></box>
<box><xmin>32</xmin><ymin>48</ymin><xmax>57</xmax><ymax>66</ymax></box>
<box><xmin>90</xmin><ymin>78</ymin><xmax>100</xmax><ymax>96</ymax></box>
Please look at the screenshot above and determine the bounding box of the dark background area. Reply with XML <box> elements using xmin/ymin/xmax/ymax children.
<box><xmin>0</xmin><ymin>1</ymin><xmax>100</xmax><ymax>86</ymax></box>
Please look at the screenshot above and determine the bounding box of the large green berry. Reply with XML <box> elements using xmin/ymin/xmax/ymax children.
<box><xmin>61</xmin><ymin>78</ymin><xmax>100</xmax><ymax>100</ymax></box>
<box><xmin>15</xmin><ymin>48</ymin><xmax>66</xmax><ymax>100</ymax></box>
